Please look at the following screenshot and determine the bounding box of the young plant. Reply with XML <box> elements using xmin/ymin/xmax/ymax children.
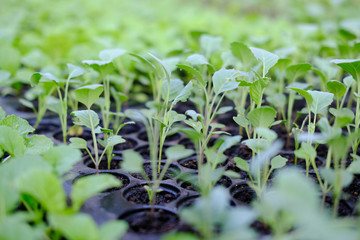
<box><xmin>31</xmin><ymin>64</ymin><xmax>86</xmax><ymax>143</ymax></box>
<box><xmin>70</xmin><ymin>84</ymin><xmax>126</xmax><ymax>173</ymax></box>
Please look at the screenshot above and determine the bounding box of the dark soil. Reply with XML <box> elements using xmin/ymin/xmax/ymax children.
<box><xmin>124</xmin><ymin>183</ymin><xmax>181</xmax><ymax>205</ymax></box>
<box><xmin>118</xmin><ymin>121</ymin><xmax>142</xmax><ymax>135</ymax></box>
<box><xmin>130</xmin><ymin>162</ymin><xmax>181</xmax><ymax>180</ymax></box>
<box><xmin>120</xmin><ymin>207</ymin><xmax>179</xmax><ymax>234</ymax></box>
<box><xmin>231</xmin><ymin>183</ymin><xmax>256</xmax><ymax>205</ymax></box>
<box><xmin>224</xmin><ymin>144</ymin><xmax>253</xmax><ymax>160</ymax></box>
<box><xmin>178</xmin><ymin>156</ymin><xmax>228</xmax><ymax>170</ymax></box>
<box><xmin>84</xmin><ymin>155</ymin><xmax>122</xmax><ymax>170</ymax></box>
<box><xmin>135</xmin><ymin>144</ymin><xmax>168</xmax><ymax>160</ymax></box>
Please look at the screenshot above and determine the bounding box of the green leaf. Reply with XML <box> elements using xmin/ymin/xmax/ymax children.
<box><xmin>122</xmin><ymin>150</ymin><xmax>144</xmax><ymax>173</ymax></box>
<box><xmin>233</xmin><ymin>114</ymin><xmax>249</xmax><ymax>128</ymax></box>
<box><xmin>249</xmin><ymin>80</ymin><xmax>263</xmax><ymax>105</ymax></box>
<box><xmin>255</xmin><ymin>127</ymin><xmax>277</xmax><ymax>143</ymax></box>
<box><xmin>49</xmin><ymin>213</ymin><xmax>99</xmax><ymax>240</ymax></box>
<box><xmin>172</xmin><ymin>81</ymin><xmax>193</xmax><ymax>106</ymax></box>
<box><xmin>106</xmin><ymin>135</ymin><xmax>126</xmax><ymax>147</ymax></box>
<box><xmin>308</xmin><ymin>90</ymin><xmax>334</xmax><ymax>115</ymax></box>
<box><xmin>82</xmin><ymin>59</ymin><xmax>112</xmax><ymax>72</ymax></box>
<box><xmin>71</xmin><ymin>110</ymin><xmax>100</xmax><ymax>129</ymax></box>
<box><xmin>0</xmin><ymin>125</ymin><xmax>25</xmax><ymax>157</ymax></box>
<box><xmin>347</xmin><ymin>158</ymin><xmax>360</xmax><ymax>174</ymax></box>
<box><xmin>200</xmin><ymin>35</ymin><xmax>222</xmax><ymax>56</ymax></box>
<box><xmin>19</xmin><ymin>98</ymin><xmax>35</xmax><ymax>110</ymax></box>
<box><xmin>327</xmin><ymin>80</ymin><xmax>346</xmax><ymax>100</ymax></box>
<box><xmin>234</xmin><ymin>157</ymin><xmax>249</xmax><ymax>172</ymax></box>
<box><xmin>294</xmin><ymin>142</ymin><xmax>316</xmax><ymax>161</ymax></box>
<box><xmin>185</xmin><ymin>110</ymin><xmax>203</xmax><ymax>121</ymax></box>
<box><xmin>46</xmin><ymin>96</ymin><xmax>62</xmax><ymax>115</ymax></box>
<box><xmin>99</xmin><ymin>48</ymin><xmax>126</xmax><ymax>61</ymax></box>
<box><xmin>75</xmin><ymin>84</ymin><xmax>103</xmax><ymax>108</ymax></box>
<box><xmin>71</xmin><ymin>174</ymin><xmax>122</xmax><ymax>211</ymax></box>
<box><xmin>17</xmin><ymin>169</ymin><xmax>66</xmax><ymax>213</ymax></box>
<box><xmin>0</xmin><ymin>45</ymin><xmax>21</xmax><ymax>74</ymax></box>
<box><xmin>0</xmin><ymin>106</ymin><xmax>5</xmax><ymax>120</ymax></box>
<box><xmin>42</xmin><ymin>145</ymin><xmax>82</xmax><ymax>176</ymax></box>
<box><xmin>243</xmin><ymin>139</ymin><xmax>268</xmax><ymax>153</ymax></box>
<box><xmin>165</xmin><ymin>145</ymin><xmax>194</xmax><ymax>161</ymax></box>
<box><xmin>24</xmin><ymin>135</ymin><xmax>54</xmax><ymax>155</ymax></box>
<box><xmin>162</xmin><ymin>78</ymin><xmax>184</xmax><ymax>101</ymax></box>
<box><xmin>286</xmin><ymin>63</ymin><xmax>312</xmax><ymax>82</ymax></box>
<box><xmin>99</xmin><ymin>221</ymin><xmax>128</xmax><ymax>240</ymax></box>
<box><xmin>331</xmin><ymin>59</ymin><xmax>360</xmax><ymax>80</ymax></box>
<box><xmin>212</xmin><ymin>68</ymin><xmax>240</xmax><ymax>94</ymax></box>
<box><xmin>320</xmin><ymin>168</ymin><xmax>353</xmax><ymax>188</ymax></box>
<box><xmin>329</xmin><ymin>108</ymin><xmax>354</xmax><ymax>128</ymax></box>
<box><xmin>290</xmin><ymin>87</ymin><xmax>313</xmax><ymax>108</ymax></box>
<box><xmin>230</xmin><ymin>42</ymin><xmax>256</xmax><ymax>67</ymax></box>
<box><xmin>69</xmin><ymin>137</ymin><xmax>88</xmax><ymax>149</ymax></box>
<box><xmin>217</xmin><ymin>106</ymin><xmax>233</xmax><ymax>115</ymax></box>
<box><xmin>249</xmin><ymin>47</ymin><xmax>279</xmax><ymax>77</ymax></box>
<box><xmin>271</xmin><ymin>155</ymin><xmax>288</xmax><ymax>169</ymax></box>
<box><xmin>0</xmin><ymin>114</ymin><xmax>34</xmax><ymax>136</ymax></box>
<box><xmin>247</xmin><ymin>106</ymin><xmax>276</xmax><ymax>128</ymax></box>
<box><xmin>0</xmin><ymin>217</ymin><xmax>42</xmax><ymax>240</ymax></box>
<box><xmin>124</xmin><ymin>109</ymin><xmax>147</xmax><ymax>124</ymax></box>
<box><xmin>177</xmin><ymin>64</ymin><xmax>205</xmax><ymax>87</ymax></box>
<box><xmin>67</xmin><ymin>63</ymin><xmax>86</xmax><ymax>79</ymax></box>
<box><xmin>30</xmin><ymin>72</ymin><xmax>59</xmax><ymax>86</ymax></box>
<box><xmin>343</xmin><ymin>75</ymin><xmax>354</xmax><ymax>88</ymax></box>
<box><xmin>218</xmin><ymin>135</ymin><xmax>242</xmax><ymax>154</ymax></box>
<box><xmin>186</xmin><ymin>53</ymin><xmax>209</xmax><ymax>65</ymax></box>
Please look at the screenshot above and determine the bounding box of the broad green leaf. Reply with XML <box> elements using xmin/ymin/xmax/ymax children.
<box><xmin>124</xmin><ymin>109</ymin><xmax>147</xmax><ymax>124</ymax></box>
<box><xmin>71</xmin><ymin>174</ymin><xmax>122</xmax><ymax>211</ymax></box>
<box><xmin>165</xmin><ymin>145</ymin><xmax>194</xmax><ymax>161</ymax></box>
<box><xmin>347</xmin><ymin>158</ymin><xmax>360</xmax><ymax>174</ymax></box>
<box><xmin>67</xmin><ymin>63</ymin><xmax>86</xmax><ymax>79</ymax></box>
<box><xmin>161</xmin><ymin>78</ymin><xmax>184</xmax><ymax>101</ymax></box>
<box><xmin>19</xmin><ymin>98</ymin><xmax>35</xmax><ymax>110</ymax></box>
<box><xmin>290</xmin><ymin>87</ymin><xmax>313</xmax><ymax>107</ymax></box>
<box><xmin>200</xmin><ymin>35</ymin><xmax>222</xmax><ymax>56</ymax></box>
<box><xmin>25</xmin><ymin>135</ymin><xmax>54</xmax><ymax>155</ymax></box>
<box><xmin>271</xmin><ymin>155</ymin><xmax>288</xmax><ymax>169</ymax></box>
<box><xmin>122</xmin><ymin>150</ymin><xmax>144</xmax><ymax>173</ymax></box>
<box><xmin>184</xmin><ymin>119</ymin><xmax>203</xmax><ymax>133</ymax></box>
<box><xmin>308</xmin><ymin>90</ymin><xmax>334</xmax><ymax>115</ymax></box>
<box><xmin>185</xmin><ymin>110</ymin><xmax>203</xmax><ymax>121</ymax></box>
<box><xmin>0</xmin><ymin>217</ymin><xmax>42</xmax><ymax>240</ymax></box>
<box><xmin>249</xmin><ymin>80</ymin><xmax>263</xmax><ymax>105</ymax></box>
<box><xmin>30</xmin><ymin>72</ymin><xmax>59</xmax><ymax>86</ymax></box>
<box><xmin>331</xmin><ymin>59</ymin><xmax>360</xmax><ymax>80</ymax></box>
<box><xmin>233</xmin><ymin>114</ymin><xmax>249</xmax><ymax>128</ymax></box>
<box><xmin>82</xmin><ymin>59</ymin><xmax>112</xmax><ymax>72</ymax></box>
<box><xmin>286</xmin><ymin>63</ymin><xmax>312</xmax><ymax>82</ymax></box>
<box><xmin>99</xmin><ymin>48</ymin><xmax>126</xmax><ymax>61</ymax></box>
<box><xmin>243</xmin><ymin>139</ymin><xmax>268</xmax><ymax>153</ymax></box>
<box><xmin>249</xmin><ymin>47</ymin><xmax>279</xmax><ymax>77</ymax></box>
<box><xmin>49</xmin><ymin>213</ymin><xmax>99</xmax><ymax>240</ymax></box>
<box><xmin>294</xmin><ymin>142</ymin><xmax>316</xmax><ymax>160</ymax></box>
<box><xmin>0</xmin><ymin>114</ymin><xmax>34</xmax><ymax>136</ymax></box>
<box><xmin>217</xmin><ymin>106</ymin><xmax>233</xmax><ymax>115</ymax></box>
<box><xmin>212</xmin><ymin>68</ymin><xmax>239</xmax><ymax>95</ymax></box>
<box><xmin>247</xmin><ymin>106</ymin><xmax>276</xmax><ymax>128</ymax></box>
<box><xmin>327</xmin><ymin>80</ymin><xmax>346</xmax><ymax>100</ymax></box>
<box><xmin>46</xmin><ymin>96</ymin><xmax>62</xmax><ymax>115</ymax></box>
<box><xmin>172</xmin><ymin>81</ymin><xmax>193</xmax><ymax>106</ymax></box>
<box><xmin>320</xmin><ymin>168</ymin><xmax>353</xmax><ymax>188</ymax></box>
<box><xmin>230</xmin><ymin>42</ymin><xmax>256</xmax><ymax>67</ymax></box>
<box><xmin>71</xmin><ymin>110</ymin><xmax>100</xmax><ymax>129</ymax></box>
<box><xmin>42</xmin><ymin>145</ymin><xmax>82</xmax><ymax>176</ymax></box>
<box><xmin>17</xmin><ymin>169</ymin><xmax>66</xmax><ymax>213</ymax></box>
<box><xmin>99</xmin><ymin>221</ymin><xmax>128</xmax><ymax>240</ymax></box>
<box><xmin>234</xmin><ymin>157</ymin><xmax>249</xmax><ymax>172</ymax></box>
<box><xmin>186</xmin><ymin>53</ymin><xmax>209</xmax><ymax>65</ymax></box>
<box><xmin>106</xmin><ymin>135</ymin><xmax>126</xmax><ymax>147</ymax></box>
<box><xmin>0</xmin><ymin>45</ymin><xmax>21</xmax><ymax>74</ymax></box>
<box><xmin>0</xmin><ymin>125</ymin><xmax>25</xmax><ymax>156</ymax></box>
<box><xmin>74</xmin><ymin>84</ymin><xmax>103</xmax><ymax>108</ymax></box>
<box><xmin>329</xmin><ymin>108</ymin><xmax>354</xmax><ymax>128</ymax></box>
<box><xmin>255</xmin><ymin>127</ymin><xmax>277</xmax><ymax>143</ymax></box>
<box><xmin>343</xmin><ymin>75</ymin><xmax>354</xmax><ymax>88</ymax></box>
<box><xmin>177</xmin><ymin>64</ymin><xmax>205</xmax><ymax>87</ymax></box>
<box><xmin>218</xmin><ymin>135</ymin><xmax>242</xmax><ymax>154</ymax></box>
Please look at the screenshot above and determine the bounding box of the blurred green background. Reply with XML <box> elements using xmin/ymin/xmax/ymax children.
<box><xmin>0</xmin><ymin>0</ymin><xmax>359</xmax><ymax>80</ymax></box>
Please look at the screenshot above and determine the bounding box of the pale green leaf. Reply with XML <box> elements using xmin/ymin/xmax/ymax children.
<box><xmin>67</xmin><ymin>63</ymin><xmax>86</xmax><ymax>79</ymax></box>
<box><xmin>74</xmin><ymin>84</ymin><xmax>103</xmax><ymax>108</ymax></box>
<box><xmin>271</xmin><ymin>155</ymin><xmax>288</xmax><ymax>169</ymax></box>
<box><xmin>99</xmin><ymin>49</ymin><xmax>126</xmax><ymax>61</ymax></box>
<box><xmin>320</xmin><ymin>168</ymin><xmax>353</xmax><ymax>188</ymax></box>
<box><xmin>17</xmin><ymin>169</ymin><xmax>66</xmax><ymax>213</ymax></box>
<box><xmin>286</xmin><ymin>63</ymin><xmax>312</xmax><ymax>82</ymax></box>
<box><xmin>200</xmin><ymin>35</ymin><xmax>222</xmax><ymax>56</ymax></box>
<box><xmin>71</xmin><ymin>174</ymin><xmax>122</xmax><ymax>211</ymax></box>
<box><xmin>234</xmin><ymin>157</ymin><xmax>249</xmax><ymax>172</ymax></box>
<box><xmin>0</xmin><ymin>114</ymin><xmax>34</xmax><ymax>136</ymax></box>
<box><xmin>249</xmin><ymin>47</ymin><xmax>279</xmax><ymax>76</ymax></box>
<box><xmin>177</xmin><ymin>64</ymin><xmax>205</xmax><ymax>87</ymax></box>
<box><xmin>308</xmin><ymin>90</ymin><xmax>334</xmax><ymax>115</ymax></box>
<box><xmin>162</xmin><ymin>78</ymin><xmax>184</xmax><ymax>101</ymax></box>
<box><xmin>0</xmin><ymin>125</ymin><xmax>25</xmax><ymax>156</ymax></box>
<box><xmin>25</xmin><ymin>135</ymin><xmax>53</xmax><ymax>155</ymax></box>
<box><xmin>122</xmin><ymin>150</ymin><xmax>144</xmax><ymax>173</ymax></box>
<box><xmin>99</xmin><ymin>221</ymin><xmax>128</xmax><ymax>240</ymax></box>
<box><xmin>69</xmin><ymin>137</ymin><xmax>88</xmax><ymax>149</ymax></box>
<box><xmin>247</xmin><ymin>106</ymin><xmax>276</xmax><ymax>128</ymax></box>
<box><xmin>233</xmin><ymin>114</ymin><xmax>249</xmax><ymax>128</ymax></box>
<box><xmin>71</xmin><ymin>110</ymin><xmax>99</xmax><ymax>129</ymax></box>
<box><xmin>186</xmin><ymin>53</ymin><xmax>209</xmax><ymax>65</ymax></box>
<box><xmin>172</xmin><ymin>81</ymin><xmax>193</xmax><ymax>106</ymax></box>
<box><xmin>165</xmin><ymin>145</ymin><xmax>194</xmax><ymax>161</ymax></box>
<box><xmin>327</xmin><ymin>80</ymin><xmax>346</xmax><ymax>100</ymax></box>
<box><xmin>106</xmin><ymin>135</ymin><xmax>126</xmax><ymax>147</ymax></box>
<box><xmin>212</xmin><ymin>68</ymin><xmax>240</xmax><ymax>94</ymax></box>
